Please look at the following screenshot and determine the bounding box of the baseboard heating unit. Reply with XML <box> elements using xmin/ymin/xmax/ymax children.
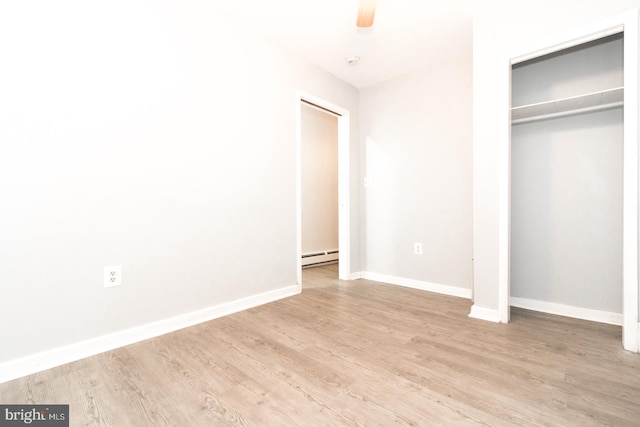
<box><xmin>302</xmin><ymin>249</ymin><xmax>339</xmax><ymax>268</ymax></box>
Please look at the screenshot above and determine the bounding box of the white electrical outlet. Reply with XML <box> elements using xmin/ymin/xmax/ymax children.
<box><xmin>414</xmin><ymin>242</ymin><xmax>423</xmax><ymax>255</ymax></box>
<box><xmin>104</xmin><ymin>265</ymin><xmax>122</xmax><ymax>287</ymax></box>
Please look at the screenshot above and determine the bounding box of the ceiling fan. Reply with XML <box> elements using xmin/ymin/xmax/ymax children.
<box><xmin>356</xmin><ymin>0</ymin><xmax>377</xmax><ymax>28</ymax></box>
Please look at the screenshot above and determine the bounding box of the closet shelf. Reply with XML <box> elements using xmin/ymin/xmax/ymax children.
<box><xmin>511</xmin><ymin>87</ymin><xmax>624</xmax><ymax>124</ymax></box>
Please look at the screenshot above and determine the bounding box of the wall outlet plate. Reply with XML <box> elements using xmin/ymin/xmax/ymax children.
<box><xmin>104</xmin><ymin>265</ymin><xmax>122</xmax><ymax>287</ymax></box>
<box><xmin>414</xmin><ymin>242</ymin><xmax>423</xmax><ymax>255</ymax></box>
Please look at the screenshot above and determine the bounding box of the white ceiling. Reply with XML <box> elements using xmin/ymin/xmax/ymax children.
<box><xmin>214</xmin><ymin>0</ymin><xmax>476</xmax><ymax>89</ymax></box>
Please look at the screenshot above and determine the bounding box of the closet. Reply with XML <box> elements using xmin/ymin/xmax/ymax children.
<box><xmin>510</xmin><ymin>33</ymin><xmax>624</xmax><ymax>321</ymax></box>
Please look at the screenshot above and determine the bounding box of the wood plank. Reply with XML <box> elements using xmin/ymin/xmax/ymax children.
<box><xmin>1</xmin><ymin>264</ymin><xmax>639</xmax><ymax>425</ymax></box>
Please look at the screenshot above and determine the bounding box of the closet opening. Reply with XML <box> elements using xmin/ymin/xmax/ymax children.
<box><xmin>296</xmin><ymin>93</ymin><xmax>351</xmax><ymax>288</ymax></box>
<box><xmin>510</xmin><ymin>33</ymin><xmax>624</xmax><ymax>326</ymax></box>
<box><xmin>497</xmin><ymin>10</ymin><xmax>639</xmax><ymax>352</ymax></box>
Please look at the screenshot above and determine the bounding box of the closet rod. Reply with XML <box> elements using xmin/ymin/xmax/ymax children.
<box><xmin>301</xmin><ymin>99</ymin><xmax>342</xmax><ymax>117</ymax></box>
<box><xmin>512</xmin><ymin>101</ymin><xmax>623</xmax><ymax>125</ymax></box>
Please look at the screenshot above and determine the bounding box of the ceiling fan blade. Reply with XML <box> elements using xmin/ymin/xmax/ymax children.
<box><xmin>356</xmin><ymin>0</ymin><xmax>377</xmax><ymax>28</ymax></box>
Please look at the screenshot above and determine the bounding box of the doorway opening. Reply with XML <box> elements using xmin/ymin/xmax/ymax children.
<box><xmin>296</xmin><ymin>92</ymin><xmax>351</xmax><ymax>288</ymax></box>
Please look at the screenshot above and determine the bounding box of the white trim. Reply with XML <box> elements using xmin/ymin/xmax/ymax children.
<box><xmin>337</xmin><ymin>110</ymin><xmax>351</xmax><ymax>281</ymax></box>
<box><xmin>468</xmin><ymin>305</ymin><xmax>502</xmax><ymax>323</ymax></box>
<box><xmin>348</xmin><ymin>272</ymin><xmax>363</xmax><ymax>280</ymax></box>
<box><xmin>498</xmin><ymin>51</ymin><xmax>512</xmax><ymax>324</ymax></box>
<box><xmin>498</xmin><ymin>9</ymin><xmax>639</xmax><ymax>352</ymax></box>
<box><xmin>295</xmin><ymin>95</ymin><xmax>303</xmax><ymax>287</ymax></box>
<box><xmin>510</xmin><ymin>297</ymin><xmax>623</xmax><ymax>326</ymax></box>
<box><xmin>0</xmin><ymin>284</ymin><xmax>300</xmax><ymax>384</ymax></box>
<box><xmin>362</xmin><ymin>272</ymin><xmax>472</xmax><ymax>299</ymax></box>
<box><xmin>296</xmin><ymin>91</ymin><xmax>352</xmax><ymax>282</ymax></box>
<box><xmin>622</xmin><ymin>9</ymin><xmax>640</xmax><ymax>353</ymax></box>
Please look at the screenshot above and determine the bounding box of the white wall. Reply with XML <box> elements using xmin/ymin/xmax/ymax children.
<box><xmin>0</xmin><ymin>0</ymin><xmax>359</xmax><ymax>365</ymax></box>
<box><xmin>301</xmin><ymin>105</ymin><xmax>339</xmax><ymax>254</ymax></box>
<box><xmin>472</xmin><ymin>0</ymin><xmax>639</xmax><ymax>314</ymax></box>
<box><xmin>359</xmin><ymin>52</ymin><xmax>473</xmax><ymax>290</ymax></box>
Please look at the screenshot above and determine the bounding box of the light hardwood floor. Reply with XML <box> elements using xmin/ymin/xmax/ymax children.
<box><xmin>1</xmin><ymin>264</ymin><xmax>639</xmax><ymax>426</ymax></box>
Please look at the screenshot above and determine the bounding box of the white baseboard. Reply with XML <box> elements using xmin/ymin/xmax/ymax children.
<box><xmin>0</xmin><ymin>284</ymin><xmax>300</xmax><ymax>384</ymax></box>
<box><xmin>510</xmin><ymin>297</ymin><xmax>622</xmax><ymax>326</ymax></box>
<box><xmin>630</xmin><ymin>322</ymin><xmax>640</xmax><ymax>353</ymax></box>
<box><xmin>361</xmin><ymin>272</ymin><xmax>472</xmax><ymax>299</ymax></box>
<box><xmin>468</xmin><ymin>305</ymin><xmax>502</xmax><ymax>323</ymax></box>
<box><xmin>348</xmin><ymin>271</ymin><xmax>363</xmax><ymax>280</ymax></box>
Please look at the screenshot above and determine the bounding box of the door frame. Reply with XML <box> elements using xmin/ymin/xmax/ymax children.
<box><xmin>296</xmin><ymin>91</ymin><xmax>351</xmax><ymax>285</ymax></box>
<box><xmin>497</xmin><ymin>9</ymin><xmax>639</xmax><ymax>351</ymax></box>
